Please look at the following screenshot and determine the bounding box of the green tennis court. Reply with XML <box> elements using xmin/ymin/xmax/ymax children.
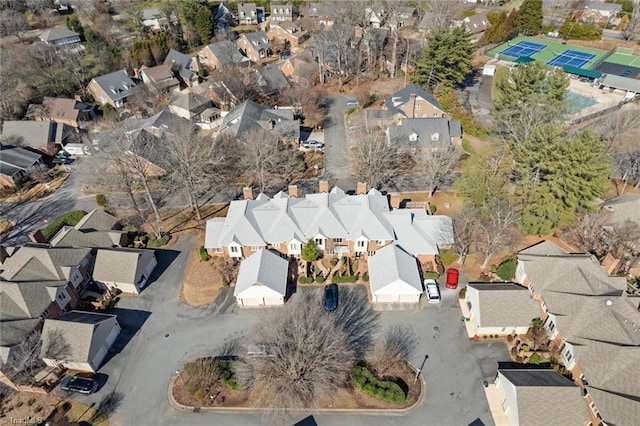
<box><xmin>486</xmin><ymin>36</ymin><xmax>608</xmax><ymax>69</ymax></box>
<box><xmin>603</xmin><ymin>52</ymin><xmax>640</xmax><ymax>67</ymax></box>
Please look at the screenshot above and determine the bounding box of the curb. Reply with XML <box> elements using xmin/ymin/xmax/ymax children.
<box><xmin>168</xmin><ymin>366</ymin><xmax>427</xmax><ymax>415</ymax></box>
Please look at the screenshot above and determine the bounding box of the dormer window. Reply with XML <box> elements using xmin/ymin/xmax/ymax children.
<box><xmin>409</xmin><ymin>133</ymin><xmax>418</xmax><ymax>141</ymax></box>
<box><xmin>431</xmin><ymin>132</ymin><xmax>439</xmax><ymax>141</ymax></box>
<box><xmin>285</xmin><ymin>8</ymin><xmax>289</xmax><ymax>14</ymax></box>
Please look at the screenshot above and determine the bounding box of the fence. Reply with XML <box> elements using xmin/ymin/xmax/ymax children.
<box><xmin>588</xmin><ymin>47</ymin><xmax>616</xmax><ymax>71</ymax></box>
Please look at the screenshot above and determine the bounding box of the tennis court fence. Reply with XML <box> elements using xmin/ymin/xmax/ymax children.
<box><xmin>589</xmin><ymin>47</ymin><xmax>616</xmax><ymax>71</ymax></box>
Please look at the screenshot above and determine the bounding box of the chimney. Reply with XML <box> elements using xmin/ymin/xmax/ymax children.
<box><xmin>319</xmin><ymin>180</ymin><xmax>329</xmax><ymax>193</ymax></box>
<box><xmin>243</xmin><ymin>186</ymin><xmax>254</xmax><ymax>200</ymax></box>
<box><xmin>410</xmin><ymin>93</ymin><xmax>417</xmax><ymax>118</ymax></box>
<box><xmin>356</xmin><ymin>182</ymin><xmax>367</xmax><ymax>195</ymax></box>
<box><xmin>268</xmin><ymin>119</ymin><xmax>276</xmax><ymax>130</ymax></box>
<box><xmin>390</xmin><ymin>192</ymin><xmax>401</xmax><ymax>209</ymax></box>
<box><xmin>288</xmin><ymin>184</ymin><xmax>298</xmax><ymax>198</ymax></box>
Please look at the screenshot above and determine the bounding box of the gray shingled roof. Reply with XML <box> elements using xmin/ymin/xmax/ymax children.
<box><xmin>601</xmin><ymin>193</ymin><xmax>640</xmax><ymax>226</ymax></box>
<box><xmin>39</xmin><ymin>27</ymin><xmax>79</xmax><ymax>42</ymax></box>
<box><xmin>242</xmin><ymin>31</ymin><xmax>270</xmax><ymax>51</ymax></box>
<box><xmin>2</xmin><ymin>121</ymin><xmax>65</xmax><ymax>150</ymax></box>
<box><xmin>498</xmin><ymin>369</ymin><xmax>590</xmax><ymax>426</ymax></box>
<box><xmin>219</xmin><ymin>100</ymin><xmax>299</xmax><ymax>140</ymax></box>
<box><xmin>93</xmin><ymin>248</ymin><xmax>155</xmax><ymax>284</ymax></box>
<box><xmin>259</xmin><ymin>63</ymin><xmax>290</xmax><ymax>95</ymax></box>
<box><xmin>234</xmin><ymin>249</ymin><xmax>288</xmax><ymax>297</ymax></box>
<box><xmin>203</xmin><ymin>40</ymin><xmax>250</xmax><ymax>66</ymax></box>
<box><xmin>169</xmin><ymin>91</ymin><xmax>212</xmax><ymax>112</ymax></box>
<box><xmin>0</xmin><ymin>280</ymin><xmax>66</xmax><ymax>320</ymax></box>
<box><xmin>49</xmin><ymin>227</ymin><xmax>126</xmax><ymax>248</ymax></box>
<box><xmin>74</xmin><ymin>208</ymin><xmax>120</xmax><ymax>232</ymax></box>
<box><xmin>467</xmin><ymin>283</ymin><xmax>540</xmax><ymax>328</ymax></box>
<box><xmin>164</xmin><ymin>49</ymin><xmax>197</xmax><ymax>82</ymax></box>
<box><xmin>0</xmin><ymin>318</ymin><xmax>41</xmax><ymax>347</ymax></box>
<box><xmin>385</xmin><ymin>84</ymin><xmax>443</xmax><ymax>115</ymax></box>
<box><xmin>40</xmin><ymin>311</ymin><xmax>118</xmax><ymax>365</ymax></box>
<box><xmin>386</xmin><ymin>118</ymin><xmax>459</xmax><ymax>151</ymax></box>
<box><xmin>368</xmin><ymin>244</ymin><xmax>422</xmax><ymax>295</ymax></box>
<box><xmin>91</xmin><ymin>70</ymin><xmax>137</xmax><ymax>103</ymax></box>
<box><xmin>0</xmin><ymin>145</ymin><xmax>42</xmax><ymax>171</ymax></box>
<box><xmin>0</xmin><ymin>246</ymin><xmax>91</xmax><ymax>282</ymax></box>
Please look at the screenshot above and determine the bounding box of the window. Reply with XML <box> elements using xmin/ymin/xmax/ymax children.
<box><xmin>563</xmin><ymin>346</ymin><xmax>573</xmax><ymax>363</ymax></box>
<box><xmin>250</xmin><ymin>245</ymin><xmax>260</xmax><ymax>251</ymax></box>
<box><xmin>357</xmin><ymin>240</ymin><xmax>366</xmax><ymax>248</ymax></box>
<box><xmin>314</xmin><ymin>238</ymin><xmax>323</xmax><ymax>246</ymax></box>
<box><xmin>289</xmin><ymin>243</ymin><xmax>300</xmax><ymax>251</ymax></box>
<box><xmin>213</xmin><ymin>247</ymin><xmax>223</xmax><ymax>253</ymax></box>
<box><xmin>334</xmin><ymin>238</ymin><xmax>343</xmax><ymax>243</ymax></box>
<box><xmin>414</xmin><ymin>103</ymin><xmax>421</xmax><ymax>110</ymax></box>
<box><xmin>58</xmin><ymin>292</ymin><xmax>67</xmax><ymax>301</ymax></box>
<box><xmin>367</xmin><ymin>250</ymin><xmax>376</xmax><ymax>256</ymax></box>
<box><xmin>80</xmin><ymin>257</ymin><xmax>88</xmax><ymax>268</ymax></box>
<box><xmin>376</xmin><ymin>240</ymin><xmax>384</xmax><ymax>245</ymax></box>
<box><xmin>589</xmin><ymin>402</ymin><xmax>600</xmax><ymax>418</ymax></box>
<box><xmin>41</xmin><ymin>309</ymin><xmax>50</xmax><ymax>319</ymax></box>
<box><xmin>409</xmin><ymin>133</ymin><xmax>418</xmax><ymax>142</ymax></box>
<box><xmin>547</xmin><ymin>320</ymin><xmax>556</xmax><ymax>332</ymax></box>
<box><xmin>272</xmin><ymin>243</ymin><xmax>281</xmax><ymax>249</ymax></box>
<box><xmin>230</xmin><ymin>246</ymin><xmax>239</xmax><ymax>254</ymax></box>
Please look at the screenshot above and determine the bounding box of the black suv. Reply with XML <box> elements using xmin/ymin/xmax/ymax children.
<box><xmin>323</xmin><ymin>284</ymin><xmax>339</xmax><ymax>312</ymax></box>
<box><xmin>60</xmin><ymin>375</ymin><xmax>99</xmax><ymax>394</ymax></box>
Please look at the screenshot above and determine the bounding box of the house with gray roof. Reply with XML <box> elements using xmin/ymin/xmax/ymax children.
<box><xmin>515</xmin><ymin>239</ymin><xmax>640</xmax><ymax>426</ymax></box>
<box><xmin>601</xmin><ymin>193</ymin><xmax>640</xmax><ymax>227</ymax></box>
<box><xmin>138</xmin><ymin>63</ymin><xmax>180</xmax><ymax>93</ymax></box>
<box><xmin>258</xmin><ymin>63</ymin><xmax>290</xmax><ymax>95</ymax></box>
<box><xmin>582</xmin><ymin>0</ymin><xmax>622</xmax><ymax>23</ymax></box>
<box><xmin>386</xmin><ymin>118</ymin><xmax>462</xmax><ymax>153</ymax></box>
<box><xmin>87</xmin><ymin>70</ymin><xmax>137</xmax><ymax>109</ymax></box>
<box><xmin>141</xmin><ymin>8</ymin><xmax>177</xmax><ymax>31</ymax></box>
<box><xmin>270</xmin><ymin>2</ymin><xmax>295</xmax><ymax>22</ymax></box>
<box><xmin>168</xmin><ymin>91</ymin><xmax>214</xmax><ymax>122</ymax></box>
<box><xmin>234</xmin><ymin>249</ymin><xmax>288</xmax><ymax>307</ymax></box>
<box><xmin>2</xmin><ymin>120</ymin><xmax>68</xmax><ymax>154</ymax></box>
<box><xmin>488</xmin><ymin>368</ymin><xmax>591</xmax><ymax>426</ymax></box>
<box><xmin>216</xmin><ymin>99</ymin><xmax>300</xmax><ymax>144</ymax></box>
<box><xmin>237</xmin><ymin>2</ymin><xmax>262</xmax><ymax>24</ymax></box>
<box><xmin>26</xmin><ymin>97</ymin><xmax>94</xmax><ymax>129</ymax></box>
<box><xmin>384</xmin><ymin>84</ymin><xmax>445</xmax><ymax>119</ymax></box>
<box><xmin>368</xmin><ymin>244</ymin><xmax>423</xmax><ymax>304</ymax></box>
<box><xmin>92</xmin><ymin>248</ymin><xmax>157</xmax><ymax>295</ymax></box>
<box><xmin>40</xmin><ymin>311</ymin><xmax>120</xmax><ymax>372</ymax></box>
<box><xmin>267</xmin><ymin>21</ymin><xmax>309</xmax><ymax>47</ymax></box>
<box><xmin>198</xmin><ymin>40</ymin><xmax>250</xmax><ymax>70</ymax></box>
<box><xmin>0</xmin><ymin>318</ymin><xmax>41</xmax><ymax>364</ymax></box>
<box><xmin>39</xmin><ymin>27</ymin><xmax>81</xmax><ymax>46</ymax></box>
<box><xmin>457</xmin><ymin>14</ymin><xmax>489</xmax><ymax>42</ymax></box>
<box><xmin>49</xmin><ymin>208</ymin><xmax>127</xmax><ymax>249</ymax></box>
<box><xmin>0</xmin><ymin>145</ymin><xmax>43</xmax><ymax>185</ymax></box>
<box><xmin>164</xmin><ymin>49</ymin><xmax>200</xmax><ymax>88</ymax></box>
<box><xmin>205</xmin><ymin>184</ymin><xmax>454</xmax><ymax>266</ymax></box>
<box><xmin>464</xmin><ymin>283</ymin><xmax>540</xmax><ymax>337</ymax></box>
<box><xmin>236</xmin><ymin>31</ymin><xmax>272</xmax><ymax>63</ymax></box>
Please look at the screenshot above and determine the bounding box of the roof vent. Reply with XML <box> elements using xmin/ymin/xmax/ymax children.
<box><xmin>606</xmin><ymin>299</ymin><xmax>613</xmax><ymax>306</ymax></box>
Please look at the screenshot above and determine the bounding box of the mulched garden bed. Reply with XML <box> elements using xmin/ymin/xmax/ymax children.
<box><xmin>171</xmin><ymin>360</ymin><xmax>421</xmax><ymax>410</ymax></box>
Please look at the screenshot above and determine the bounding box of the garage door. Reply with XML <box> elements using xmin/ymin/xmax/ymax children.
<box><xmin>239</xmin><ymin>298</ymin><xmax>263</xmax><ymax>307</ymax></box>
<box><xmin>105</xmin><ymin>325</ymin><xmax>120</xmax><ymax>347</ymax></box>
<box><xmin>374</xmin><ymin>294</ymin><xmax>397</xmax><ymax>303</ymax></box>
<box><xmin>263</xmin><ymin>297</ymin><xmax>283</xmax><ymax>306</ymax></box>
<box><xmin>92</xmin><ymin>345</ymin><xmax>108</xmax><ymax>370</ymax></box>
<box><xmin>398</xmin><ymin>294</ymin><xmax>419</xmax><ymax>303</ymax></box>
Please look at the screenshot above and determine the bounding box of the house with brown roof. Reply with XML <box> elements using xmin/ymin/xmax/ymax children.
<box><xmin>168</xmin><ymin>91</ymin><xmax>218</xmax><ymax>125</ymax></box>
<box><xmin>457</xmin><ymin>14</ymin><xmax>490</xmax><ymax>42</ymax></box>
<box><xmin>1</xmin><ymin>120</ymin><xmax>69</xmax><ymax>155</ymax></box>
<box><xmin>26</xmin><ymin>97</ymin><xmax>94</xmax><ymax>129</ymax></box>
<box><xmin>198</xmin><ymin>40</ymin><xmax>250</xmax><ymax>70</ymax></box>
<box><xmin>516</xmin><ymin>240</ymin><xmax>640</xmax><ymax>426</ymax></box>
<box><xmin>279</xmin><ymin>53</ymin><xmax>318</xmax><ymax>85</ymax></box>
<box><xmin>236</xmin><ymin>31</ymin><xmax>272</xmax><ymax>63</ymax></box>
<box><xmin>267</xmin><ymin>21</ymin><xmax>309</xmax><ymax>47</ymax></box>
<box><xmin>138</xmin><ymin>64</ymin><xmax>180</xmax><ymax>93</ymax></box>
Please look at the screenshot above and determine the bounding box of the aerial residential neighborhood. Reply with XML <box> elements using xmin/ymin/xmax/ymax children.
<box><xmin>1</xmin><ymin>0</ymin><xmax>640</xmax><ymax>425</ymax></box>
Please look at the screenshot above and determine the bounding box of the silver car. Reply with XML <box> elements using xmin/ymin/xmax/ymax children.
<box><xmin>425</xmin><ymin>279</ymin><xmax>441</xmax><ymax>304</ymax></box>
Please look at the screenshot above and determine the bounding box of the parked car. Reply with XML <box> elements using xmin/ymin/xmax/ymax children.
<box><xmin>425</xmin><ymin>279</ymin><xmax>441</xmax><ymax>304</ymax></box>
<box><xmin>323</xmin><ymin>284</ymin><xmax>339</xmax><ymax>311</ymax></box>
<box><xmin>301</xmin><ymin>140</ymin><xmax>325</xmax><ymax>150</ymax></box>
<box><xmin>345</xmin><ymin>100</ymin><xmax>359</xmax><ymax>107</ymax></box>
<box><xmin>60</xmin><ymin>375</ymin><xmax>99</xmax><ymax>394</ymax></box>
<box><xmin>445</xmin><ymin>268</ymin><xmax>459</xmax><ymax>289</ymax></box>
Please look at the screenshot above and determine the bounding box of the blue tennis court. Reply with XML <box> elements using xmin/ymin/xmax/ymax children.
<box><xmin>547</xmin><ymin>50</ymin><xmax>596</xmax><ymax>68</ymax></box>
<box><xmin>501</xmin><ymin>41</ymin><xmax>547</xmax><ymax>58</ymax></box>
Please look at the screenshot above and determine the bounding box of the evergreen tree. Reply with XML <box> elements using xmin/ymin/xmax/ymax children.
<box><xmin>195</xmin><ymin>5</ymin><xmax>214</xmax><ymax>45</ymax></box>
<box><xmin>519</xmin><ymin>0</ymin><xmax>543</xmax><ymax>35</ymax></box>
<box><xmin>65</xmin><ymin>14</ymin><xmax>84</xmax><ymax>40</ymax></box>
<box><xmin>515</xmin><ymin>125</ymin><xmax>611</xmax><ymax>234</ymax></box>
<box><xmin>412</xmin><ymin>25</ymin><xmax>474</xmax><ymax>89</ymax></box>
<box><xmin>455</xmin><ymin>146</ymin><xmax>513</xmax><ymax>211</ymax></box>
<box><xmin>483</xmin><ymin>10</ymin><xmax>520</xmax><ymax>44</ymax></box>
<box><xmin>301</xmin><ymin>239</ymin><xmax>320</xmax><ymax>263</ymax></box>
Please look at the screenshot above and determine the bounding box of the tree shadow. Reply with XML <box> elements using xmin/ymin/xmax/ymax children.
<box><xmin>332</xmin><ymin>285</ymin><xmax>380</xmax><ymax>359</ymax></box>
<box><xmin>89</xmin><ymin>390</ymin><xmax>125</xmax><ymax>423</ymax></box>
<box><xmin>294</xmin><ymin>415</ymin><xmax>318</xmax><ymax>426</ymax></box>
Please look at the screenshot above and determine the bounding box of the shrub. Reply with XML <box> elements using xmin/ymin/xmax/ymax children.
<box><xmin>479</xmin><ymin>273</ymin><xmax>491</xmax><ymax>283</ymax></box>
<box><xmin>351</xmin><ymin>365</ymin><xmax>405</xmax><ymax>404</ymax></box>
<box><xmin>315</xmin><ymin>275</ymin><xmax>325</xmax><ymax>284</ymax></box>
<box><xmin>332</xmin><ymin>275</ymin><xmax>357</xmax><ymax>284</ymax></box>
<box><xmin>423</xmin><ymin>271</ymin><xmax>440</xmax><ymax>280</ymax></box>
<box><xmin>539</xmin><ymin>343</ymin><xmax>549</xmax><ymax>352</ymax></box>
<box><xmin>122</xmin><ymin>225</ymin><xmax>138</xmax><ymax>233</ymax></box>
<box><xmin>217</xmin><ymin>360</ymin><xmax>241</xmax><ymax>391</ymax></box>
<box><xmin>507</xmin><ymin>334</ymin><xmax>514</xmax><ymax>343</ymax></box>
<box><xmin>515</xmin><ymin>355</ymin><xmax>523</xmax><ymax>363</ymax></box>
<box><xmin>528</xmin><ymin>353</ymin><xmax>550</xmax><ymax>365</ymax></box>
<box><xmin>27</xmin><ymin>399</ymin><xmax>35</xmax><ymax>407</ymax></box>
<box><xmin>521</xmin><ymin>344</ymin><xmax>530</xmax><ymax>352</ymax></box>
<box><xmin>42</xmin><ymin>210</ymin><xmax>88</xmax><ymax>241</ymax></box>
<box><xmin>438</xmin><ymin>249</ymin><xmax>458</xmax><ymax>267</ymax></box>
<box><xmin>194</xmin><ymin>389</ymin><xmax>206</xmax><ymax>400</ymax></box>
<box><xmin>96</xmin><ymin>193</ymin><xmax>107</xmax><ymax>207</ymax></box>
<box><xmin>461</xmin><ymin>138</ymin><xmax>476</xmax><ymax>155</ymax></box>
<box><xmin>33</xmin><ymin>406</ymin><xmax>42</xmax><ymax>413</ymax></box>
<box><xmin>429</xmin><ymin>203</ymin><xmax>437</xmax><ymax>214</ymax></box>
<box><xmin>559</xmin><ymin>20</ymin><xmax>602</xmax><ymax>40</ymax></box>
<box><xmin>299</xmin><ymin>277</ymin><xmax>313</xmax><ymax>284</ymax></box>
<box><xmin>510</xmin><ymin>346</ymin><xmax>518</xmax><ymax>356</ymax></box>
<box><xmin>496</xmin><ymin>257</ymin><xmax>516</xmax><ymax>281</ymax></box>
<box><xmin>199</xmin><ymin>245</ymin><xmax>210</xmax><ymax>262</ymax></box>
<box><xmin>147</xmin><ymin>233</ymin><xmax>171</xmax><ymax>248</ymax></box>
<box><xmin>330</xmin><ymin>258</ymin><xmax>338</xmax><ymax>267</ymax></box>
<box><xmin>362</xmin><ymin>273</ymin><xmax>369</xmax><ymax>282</ymax></box>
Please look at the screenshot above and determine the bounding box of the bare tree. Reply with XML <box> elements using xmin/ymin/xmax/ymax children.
<box><xmin>622</xmin><ymin>7</ymin><xmax>640</xmax><ymax>40</ymax></box>
<box><xmin>24</xmin><ymin>164</ymin><xmax>50</xmax><ymax>185</ymax></box>
<box><xmin>350</xmin><ymin>126</ymin><xmax>402</xmax><ymax>189</ymax></box>
<box><xmin>2</xmin><ymin>332</ymin><xmax>43</xmax><ymax>386</ymax></box>
<box><xmin>452</xmin><ymin>208</ymin><xmax>479</xmax><ymax>266</ymax></box>
<box><xmin>493</xmin><ymin>98</ymin><xmax>566</xmax><ymax>148</ymax></box>
<box><xmin>369</xmin><ymin>325</ymin><xmax>418</xmax><ymax>377</ymax></box>
<box><xmin>606</xmin><ymin>219</ymin><xmax>640</xmax><ymax>259</ymax></box>
<box><xmin>236</xmin><ymin>287</ymin><xmax>378</xmax><ymax>422</ymax></box>
<box><xmin>477</xmin><ymin>199</ymin><xmax>519</xmax><ymax>269</ymax></box>
<box><xmin>0</xmin><ymin>9</ymin><xmax>29</xmax><ymax>42</ymax></box>
<box><xmin>416</xmin><ymin>0</ymin><xmax>464</xmax><ymax>32</ymax></box>
<box><xmin>418</xmin><ymin>149</ymin><xmax>458</xmax><ymax>197</ymax></box>
<box><xmin>567</xmin><ymin>211</ymin><xmax>610</xmax><ymax>254</ymax></box>
<box><xmin>41</xmin><ymin>329</ymin><xmax>71</xmax><ymax>362</ymax></box>
<box><xmin>207</xmin><ymin>65</ymin><xmax>264</xmax><ymax>104</ymax></box>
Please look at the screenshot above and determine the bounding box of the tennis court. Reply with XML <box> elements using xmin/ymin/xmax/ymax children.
<box><xmin>547</xmin><ymin>50</ymin><xmax>596</xmax><ymax>68</ymax></box>
<box><xmin>500</xmin><ymin>41</ymin><xmax>547</xmax><ymax>58</ymax></box>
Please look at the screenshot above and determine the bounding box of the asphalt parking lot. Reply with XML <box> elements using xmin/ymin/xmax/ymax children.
<box><xmin>64</xmin><ymin>239</ymin><xmax>507</xmax><ymax>426</ymax></box>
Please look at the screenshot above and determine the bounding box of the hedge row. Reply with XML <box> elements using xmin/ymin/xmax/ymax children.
<box><xmin>42</xmin><ymin>210</ymin><xmax>88</xmax><ymax>241</ymax></box>
<box><xmin>299</xmin><ymin>277</ymin><xmax>314</xmax><ymax>284</ymax></box>
<box><xmin>332</xmin><ymin>275</ymin><xmax>357</xmax><ymax>284</ymax></box>
<box><xmin>351</xmin><ymin>365</ymin><xmax>405</xmax><ymax>404</ymax></box>
<box><xmin>147</xmin><ymin>233</ymin><xmax>171</xmax><ymax>248</ymax></box>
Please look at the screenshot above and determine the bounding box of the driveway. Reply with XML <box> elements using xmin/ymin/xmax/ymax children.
<box><xmin>62</xmin><ymin>241</ymin><xmax>507</xmax><ymax>426</ymax></box>
<box><xmin>322</xmin><ymin>94</ymin><xmax>357</xmax><ymax>190</ymax></box>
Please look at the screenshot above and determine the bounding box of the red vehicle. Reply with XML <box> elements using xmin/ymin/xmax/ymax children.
<box><xmin>445</xmin><ymin>268</ymin><xmax>459</xmax><ymax>289</ymax></box>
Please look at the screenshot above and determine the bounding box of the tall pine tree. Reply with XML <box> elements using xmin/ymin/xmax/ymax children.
<box><xmin>195</xmin><ymin>5</ymin><xmax>214</xmax><ymax>45</ymax></box>
<box><xmin>412</xmin><ymin>25</ymin><xmax>474</xmax><ymax>89</ymax></box>
<box><xmin>519</xmin><ymin>0</ymin><xmax>543</xmax><ymax>35</ymax></box>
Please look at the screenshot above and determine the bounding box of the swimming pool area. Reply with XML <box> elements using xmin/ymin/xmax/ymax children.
<box><xmin>566</xmin><ymin>91</ymin><xmax>599</xmax><ymax>112</ymax></box>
